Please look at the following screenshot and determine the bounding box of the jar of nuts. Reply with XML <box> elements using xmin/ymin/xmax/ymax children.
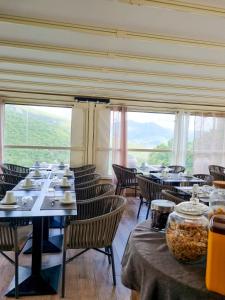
<box><xmin>209</xmin><ymin>181</ymin><xmax>225</xmax><ymax>218</ymax></box>
<box><xmin>166</xmin><ymin>196</ymin><xmax>209</xmax><ymax>263</ymax></box>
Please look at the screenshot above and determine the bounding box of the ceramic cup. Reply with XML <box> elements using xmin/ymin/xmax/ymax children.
<box><xmin>35</xmin><ymin>161</ymin><xmax>40</xmax><ymax>167</ymax></box>
<box><xmin>5</xmin><ymin>191</ymin><xmax>16</xmax><ymax>204</ymax></box>
<box><xmin>24</xmin><ymin>178</ymin><xmax>33</xmax><ymax>187</ymax></box>
<box><xmin>62</xmin><ymin>177</ymin><xmax>69</xmax><ymax>186</ymax></box>
<box><xmin>34</xmin><ymin>169</ymin><xmax>41</xmax><ymax>177</ymax></box>
<box><xmin>64</xmin><ymin>191</ymin><xmax>72</xmax><ymax>202</ymax></box>
<box><xmin>64</xmin><ymin>168</ymin><xmax>70</xmax><ymax>176</ymax></box>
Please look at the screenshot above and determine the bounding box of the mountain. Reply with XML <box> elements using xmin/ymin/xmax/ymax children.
<box><xmin>128</xmin><ymin>120</ymin><xmax>173</xmax><ymax>148</ymax></box>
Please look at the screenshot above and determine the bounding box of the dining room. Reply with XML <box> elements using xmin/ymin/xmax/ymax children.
<box><xmin>2</xmin><ymin>0</ymin><xmax>225</xmax><ymax>300</ymax></box>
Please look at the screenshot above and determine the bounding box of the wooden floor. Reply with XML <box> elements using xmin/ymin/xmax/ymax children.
<box><xmin>0</xmin><ymin>197</ymin><xmax>147</xmax><ymax>300</ymax></box>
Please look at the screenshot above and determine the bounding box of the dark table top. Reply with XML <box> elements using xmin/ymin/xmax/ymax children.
<box><xmin>0</xmin><ymin>172</ymin><xmax>77</xmax><ymax>219</ymax></box>
<box><xmin>150</xmin><ymin>173</ymin><xmax>205</xmax><ymax>184</ymax></box>
<box><xmin>121</xmin><ymin>220</ymin><xmax>225</xmax><ymax>300</ymax></box>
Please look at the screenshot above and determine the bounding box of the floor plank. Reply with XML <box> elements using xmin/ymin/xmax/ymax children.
<box><xmin>0</xmin><ymin>197</ymin><xmax>147</xmax><ymax>300</ymax></box>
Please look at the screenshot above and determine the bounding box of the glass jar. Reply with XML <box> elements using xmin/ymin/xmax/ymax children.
<box><xmin>151</xmin><ymin>200</ymin><xmax>175</xmax><ymax>231</ymax></box>
<box><xmin>166</xmin><ymin>196</ymin><xmax>209</xmax><ymax>263</ymax></box>
<box><xmin>209</xmin><ymin>181</ymin><xmax>225</xmax><ymax>218</ymax></box>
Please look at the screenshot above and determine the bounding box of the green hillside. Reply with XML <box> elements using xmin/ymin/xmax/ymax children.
<box><xmin>4</xmin><ymin>105</ymin><xmax>71</xmax><ymax>166</ymax></box>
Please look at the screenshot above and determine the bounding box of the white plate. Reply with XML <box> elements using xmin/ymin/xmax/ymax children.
<box><xmin>0</xmin><ymin>199</ymin><xmax>17</xmax><ymax>205</ymax></box>
<box><xmin>60</xmin><ymin>199</ymin><xmax>76</xmax><ymax>205</ymax></box>
<box><xmin>22</xmin><ymin>185</ymin><xmax>35</xmax><ymax>189</ymax></box>
<box><xmin>0</xmin><ymin>204</ymin><xmax>19</xmax><ymax>209</ymax></box>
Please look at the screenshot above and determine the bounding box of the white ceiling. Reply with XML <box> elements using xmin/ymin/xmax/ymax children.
<box><xmin>1</xmin><ymin>0</ymin><xmax>225</xmax><ymax>106</ymax></box>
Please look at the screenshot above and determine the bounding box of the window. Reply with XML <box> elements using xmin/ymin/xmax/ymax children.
<box><xmin>127</xmin><ymin>112</ymin><xmax>175</xmax><ymax>168</ymax></box>
<box><xmin>4</xmin><ymin>104</ymin><xmax>72</xmax><ymax>166</ymax></box>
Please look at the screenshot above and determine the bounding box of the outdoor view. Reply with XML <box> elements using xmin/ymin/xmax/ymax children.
<box><xmin>4</xmin><ymin>104</ymin><xmax>72</xmax><ymax>167</ymax></box>
<box><xmin>127</xmin><ymin>112</ymin><xmax>194</xmax><ymax>172</ymax></box>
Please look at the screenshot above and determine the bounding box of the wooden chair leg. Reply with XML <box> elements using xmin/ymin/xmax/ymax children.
<box><xmin>15</xmin><ymin>251</ymin><xmax>19</xmax><ymax>299</ymax></box>
<box><xmin>137</xmin><ymin>196</ymin><xmax>143</xmax><ymax>219</ymax></box>
<box><xmin>61</xmin><ymin>248</ymin><xmax>66</xmax><ymax>298</ymax></box>
<box><xmin>109</xmin><ymin>246</ymin><xmax>116</xmax><ymax>286</ymax></box>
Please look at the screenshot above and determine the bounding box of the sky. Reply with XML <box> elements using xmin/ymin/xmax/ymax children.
<box><xmin>127</xmin><ymin>112</ymin><xmax>175</xmax><ymax>129</ymax></box>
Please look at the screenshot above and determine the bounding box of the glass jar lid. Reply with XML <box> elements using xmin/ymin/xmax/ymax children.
<box><xmin>175</xmin><ymin>196</ymin><xmax>208</xmax><ymax>216</ymax></box>
<box><xmin>151</xmin><ymin>200</ymin><xmax>175</xmax><ymax>213</ymax></box>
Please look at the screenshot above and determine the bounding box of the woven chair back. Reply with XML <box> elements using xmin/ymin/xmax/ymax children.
<box><xmin>209</xmin><ymin>165</ymin><xmax>225</xmax><ymax>174</ymax></box>
<box><xmin>0</xmin><ymin>173</ymin><xmax>23</xmax><ymax>185</ymax></box>
<box><xmin>137</xmin><ymin>175</ymin><xmax>170</xmax><ymax>201</ymax></box>
<box><xmin>76</xmin><ymin>183</ymin><xmax>115</xmax><ymax>201</ymax></box>
<box><xmin>161</xmin><ymin>189</ymin><xmax>185</xmax><ymax>205</ymax></box>
<box><xmin>168</xmin><ymin>165</ymin><xmax>185</xmax><ymax>173</ymax></box>
<box><xmin>3</xmin><ymin>163</ymin><xmax>29</xmax><ymax>174</ymax></box>
<box><xmin>193</xmin><ymin>174</ymin><xmax>214</xmax><ymax>185</ymax></box>
<box><xmin>210</xmin><ymin>171</ymin><xmax>225</xmax><ymax>181</ymax></box>
<box><xmin>0</xmin><ymin>222</ymin><xmax>15</xmax><ymax>251</ymax></box>
<box><xmin>71</xmin><ymin>165</ymin><xmax>96</xmax><ymax>177</ymax></box>
<box><xmin>75</xmin><ymin>173</ymin><xmax>101</xmax><ymax>189</ymax></box>
<box><xmin>66</xmin><ymin>195</ymin><xmax>126</xmax><ymax>249</ymax></box>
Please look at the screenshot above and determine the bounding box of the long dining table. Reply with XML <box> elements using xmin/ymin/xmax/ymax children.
<box><xmin>148</xmin><ymin>172</ymin><xmax>205</xmax><ymax>186</ymax></box>
<box><xmin>0</xmin><ymin>169</ymin><xmax>77</xmax><ymax>297</ymax></box>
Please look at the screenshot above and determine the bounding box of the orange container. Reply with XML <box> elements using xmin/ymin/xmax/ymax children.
<box><xmin>206</xmin><ymin>215</ymin><xmax>225</xmax><ymax>295</ymax></box>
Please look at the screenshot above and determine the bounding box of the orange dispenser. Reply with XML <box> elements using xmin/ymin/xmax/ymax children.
<box><xmin>206</xmin><ymin>215</ymin><xmax>225</xmax><ymax>295</ymax></box>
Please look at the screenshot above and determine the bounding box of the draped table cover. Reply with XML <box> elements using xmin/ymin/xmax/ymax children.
<box><xmin>121</xmin><ymin>220</ymin><xmax>225</xmax><ymax>300</ymax></box>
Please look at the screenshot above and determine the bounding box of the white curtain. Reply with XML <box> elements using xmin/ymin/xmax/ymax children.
<box><xmin>192</xmin><ymin>113</ymin><xmax>225</xmax><ymax>174</ymax></box>
<box><xmin>172</xmin><ymin>111</ymin><xmax>189</xmax><ymax>166</ymax></box>
<box><xmin>70</xmin><ymin>105</ymin><xmax>86</xmax><ymax>166</ymax></box>
<box><xmin>0</xmin><ymin>101</ymin><xmax>4</xmax><ymax>165</ymax></box>
<box><xmin>95</xmin><ymin>107</ymin><xmax>111</xmax><ymax>177</ymax></box>
<box><xmin>111</xmin><ymin>106</ymin><xmax>127</xmax><ymax>167</ymax></box>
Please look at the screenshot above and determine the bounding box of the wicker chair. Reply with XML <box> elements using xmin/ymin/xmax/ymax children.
<box><xmin>168</xmin><ymin>165</ymin><xmax>185</xmax><ymax>173</ymax></box>
<box><xmin>76</xmin><ymin>183</ymin><xmax>115</xmax><ymax>201</ymax></box>
<box><xmin>75</xmin><ymin>173</ymin><xmax>101</xmax><ymax>189</ymax></box>
<box><xmin>1</xmin><ymin>164</ymin><xmax>29</xmax><ymax>178</ymax></box>
<box><xmin>0</xmin><ymin>182</ymin><xmax>15</xmax><ymax>198</ymax></box>
<box><xmin>0</xmin><ymin>221</ymin><xmax>32</xmax><ymax>298</ymax></box>
<box><xmin>137</xmin><ymin>175</ymin><xmax>174</xmax><ymax>219</ymax></box>
<box><xmin>209</xmin><ymin>172</ymin><xmax>225</xmax><ymax>181</ymax></box>
<box><xmin>70</xmin><ymin>164</ymin><xmax>96</xmax><ymax>177</ymax></box>
<box><xmin>0</xmin><ymin>174</ymin><xmax>23</xmax><ymax>186</ymax></box>
<box><xmin>61</xmin><ymin>195</ymin><xmax>127</xmax><ymax>297</ymax></box>
<box><xmin>209</xmin><ymin>165</ymin><xmax>225</xmax><ymax>175</ymax></box>
<box><xmin>193</xmin><ymin>174</ymin><xmax>214</xmax><ymax>186</ymax></box>
<box><xmin>162</xmin><ymin>189</ymin><xmax>186</xmax><ymax>204</ymax></box>
<box><xmin>112</xmin><ymin>164</ymin><xmax>140</xmax><ymax>196</ymax></box>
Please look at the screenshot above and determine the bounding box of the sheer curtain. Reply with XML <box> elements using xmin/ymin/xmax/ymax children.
<box><xmin>0</xmin><ymin>101</ymin><xmax>4</xmax><ymax>165</ymax></box>
<box><xmin>172</xmin><ymin>111</ymin><xmax>189</xmax><ymax>166</ymax></box>
<box><xmin>111</xmin><ymin>106</ymin><xmax>127</xmax><ymax>167</ymax></box>
<box><xmin>192</xmin><ymin>113</ymin><xmax>225</xmax><ymax>174</ymax></box>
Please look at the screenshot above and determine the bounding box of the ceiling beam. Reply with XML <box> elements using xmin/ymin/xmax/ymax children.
<box><xmin>1</xmin><ymin>39</ymin><xmax>225</xmax><ymax>68</ymax></box>
<box><xmin>0</xmin><ymin>14</ymin><xmax>225</xmax><ymax>49</ymax></box>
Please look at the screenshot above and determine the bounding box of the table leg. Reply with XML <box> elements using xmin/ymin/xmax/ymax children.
<box><xmin>24</xmin><ymin>217</ymin><xmax>63</xmax><ymax>254</ymax></box>
<box><xmin>6</xmin><ymin>217</ymin><xmax>61</xmax><ymax>296</ymax></box>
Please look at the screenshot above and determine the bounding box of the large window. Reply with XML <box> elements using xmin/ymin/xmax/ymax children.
<box><xmin>4</xmin><ymin>104</ymin><xmax>72</xmax><ymax>166</ymax></box>
<box><xmin>127</xmin><ymin>112</ymin><xmax>175</xmax><ymax>168</ymax></box>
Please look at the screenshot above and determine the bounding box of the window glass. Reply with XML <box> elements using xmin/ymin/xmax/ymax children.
<box><xmin>127</xmin><ymin>112</ymin><xmax>175</xmax><ymax>168</ymax></box>
<box><xmin>4</xmin><ymin>104</ymin><xmax>72</xmax><ymax>166</ymax></box>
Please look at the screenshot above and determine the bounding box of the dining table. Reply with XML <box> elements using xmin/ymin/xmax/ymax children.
<box><xmin>122</xmin><ymin>220</ymin><xmax>225</xmax><ymax>300</ymax></box>
<box><xmin>0</xmin><ymin>170</ymin><xmax>77</xmax><ymax>297</ymax></box>
<box><xmin>148</xmin><ymin>172</ymin><xmax>205</xmax><ymax>186</ymax></box>
<box><xmin>175</xmin><ymin>185</ymin><xmax>212</xmax><ymax>204</ymax></box>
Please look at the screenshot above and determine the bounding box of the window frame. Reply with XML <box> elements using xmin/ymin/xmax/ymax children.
<box><xmin>3</xmin><ymin>103</ymin><xmax>73</xmax><ymax>164</ymax></box>
<box><xmin>127</xmin><ymin>111</ymin><xmax>176</xmax><ymax>167</ymax></box>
